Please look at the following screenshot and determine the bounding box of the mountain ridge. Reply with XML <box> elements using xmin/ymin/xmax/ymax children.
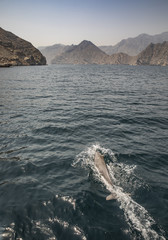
<box><xmin>51</xmin><ymin>40</ymin><xmax>168</xmax><ymax>66</ymax></box>
<box><xmin>39</xmin><ymin>31</ymin><xmax>168</xmax><ymax>64</ymax></box>
<box><xmin>0</xmin><ymin>27</ymin><xmax>167</xmax><ymax>67</ymax></box>
<box><xmin>99</xmin><ymin>32</ymin><xmax>168</xmax><ymax>56</ymax></box>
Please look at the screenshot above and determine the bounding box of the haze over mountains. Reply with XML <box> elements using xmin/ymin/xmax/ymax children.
<box><xmin>0</xmin><ymin>27</ymin><xmax>168</xmax><ymax>67</ymax></box>
<box><xmin>38</xmin><ymin>44</ymin><xmax>73</xmax><ymax>65</ymax></box>
<box><xmin>49</xmin><ymin>40</ymin><xmax>168</xmax><ymax>66</ymax></box>
<box><xmin>99</xmin><ymin>32</ymin><xmax>168</xmax><ymax>56</ymax></box>
<box><xmin>39</xmin><ymin>32</ymin><xmax>168</xmax><ymax>65</ymax></box>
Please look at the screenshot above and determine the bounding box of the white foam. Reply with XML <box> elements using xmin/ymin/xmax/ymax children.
<box><xmin>117</xmin><ymin>162</ymin><xmax>136</xmax><ymax>175</ymax></box>
<box><xmin>72</xmin><ymin>143</ymin><xmax>116</xmax><ymax>169</ymax></box>
<box><xmin>107</xmin><ymin>161</ymin><xmax>166</xmax><ymax>240</ymax></box>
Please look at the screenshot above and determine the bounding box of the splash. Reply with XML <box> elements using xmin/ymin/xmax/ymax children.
<box><xmin>72</xmin><ymin>143</ymin><xmax>116</xmax><ymax>168</ymax></box>
<box><xmin>73</xmin><ymin>144</ymin><xmax>166</xmax><ymax>240</ymax></box>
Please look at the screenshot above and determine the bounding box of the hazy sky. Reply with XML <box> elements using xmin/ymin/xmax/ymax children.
<box><xmin>1</xmin><ymin>0</ymin><xmax>168</xmax><ymax>47</ymax></box>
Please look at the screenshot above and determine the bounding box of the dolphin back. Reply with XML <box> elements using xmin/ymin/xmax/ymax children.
<box><xmin>106</xmin><ymin>193</ymin><xmax>117</xmax><ymax>200</ymax></box>
<box><xmin>94</xmin><ymin>151</ymin><xmax>117</xmax><ymax>201</ymax></box>
<box><xmin>94</xmin><ymin>151</ymin><xmax>112</xmax><ymax>185</ymax></box>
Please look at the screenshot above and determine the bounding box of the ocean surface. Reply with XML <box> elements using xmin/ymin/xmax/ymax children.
<box><xmin>0</xmin><ymin>64</ymin><xmax>168</xmax><ymax>240</ymax></box>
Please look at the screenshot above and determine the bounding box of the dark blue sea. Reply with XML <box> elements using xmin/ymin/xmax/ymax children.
<box><xmin>0</xmin><ymin>64</ymin><xmax>168</xmax><ymax>240</ymax></box>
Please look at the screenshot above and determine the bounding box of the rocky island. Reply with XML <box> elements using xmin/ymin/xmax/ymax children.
<box><xmin>0</xmin><ymin>27</ymin><xmax>46</xmax><ymax>67</ymax></box>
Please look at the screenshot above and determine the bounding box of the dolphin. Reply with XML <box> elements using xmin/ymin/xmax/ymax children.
<box><xmin>94</xmin><ymin>151</ymin><xmax>117</xmax><ymax>200</ymax></box>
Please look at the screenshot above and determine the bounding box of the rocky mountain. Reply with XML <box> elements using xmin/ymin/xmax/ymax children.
<box><xmin>39</xmin><ymin>44</ymin><xmax>74</xmax><ymax>64</ymax></box>
<box><xmin>99</xmin><ymin>32</ymin><xmax>168</xmax><ymax>56</ymax></box>
<box><xmin>0</xmin><ymin>27</ymin><xmax>46</xmax><ymax>67</ymax></box>
<box><xmin>39</xmin><ymin>31</ymin><xmax>168</xmax><ymax>64</ymax></box>
<box><xmin>109</xmin><ymin>52</ymin><xmax>135</xmax><ymax>65</ymax></box>
<box><xmin>136</xmin><ymin>41</ymin><xmax>168</xmax><ymax>66</ymax></box>
<box><xmin>50</xmin><ymin>40</ymin><xmax>168</xmax><ymax>66</ymax></box>
<box><xmin>51</xmin><ymin>40</ymin><xmax>110</xmax><ymax>64</ymax></box>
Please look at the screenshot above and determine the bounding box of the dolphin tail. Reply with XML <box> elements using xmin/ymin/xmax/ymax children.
<box><xmin>106</xmin><ymin>193</ymin><xmax>117</xmax><ymax>200</ymax></box>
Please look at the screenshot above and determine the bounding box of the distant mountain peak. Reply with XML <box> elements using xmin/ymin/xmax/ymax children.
<box><xmin>39</xmin><ymin>32</ymin><xmax>168</xmax><ymax>66</ymax></box>
<box><xmin>77</xmin><ymin>40</ymin><xmax>98</xmax><ymax>50</ymax></box>
<box><xmin>79</xmin><ymin>40</ymin><xmax>94</xmax><ymax>45</ymax></box>
<box><xmin>99</xmin><ymin>31</ymin><xmax>168</xmax><ymax>56</ymax></box>
<box><xmin>51</xmin><ymin>40</ymin><xmax>108</xmax><ymax>64</ymax></box>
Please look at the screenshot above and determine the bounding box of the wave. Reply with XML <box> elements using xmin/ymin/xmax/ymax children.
<box><xmin>1</xmin><ymin>194</ymin><xmax>86</xmax><ymax>240</ymax></box>
<box><xmin>73</xmin><ymin>144</ymin><xmax>166</xmax><ymax>240</ymax></box>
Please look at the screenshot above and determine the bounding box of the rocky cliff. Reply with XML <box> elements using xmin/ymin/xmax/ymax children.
<box><xmin>0</xmin><ymin>27</ymin><xmax>46</xmax><ymax>67</ymax></box>
<box><xmin>135</xmin><ymin>41</ymin><xmax>168</xmax><ymax>66</ymax></box>
<box><xmin>109</xmin><ymin>52</ymin><xmax>135</xmax><ymax>65</ymax></box>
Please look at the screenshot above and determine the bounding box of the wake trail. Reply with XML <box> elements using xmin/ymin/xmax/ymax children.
<box><xmin>73</xmin><ymin>144</ymin><xmax>166</xmax><ymax>240</ymax></box>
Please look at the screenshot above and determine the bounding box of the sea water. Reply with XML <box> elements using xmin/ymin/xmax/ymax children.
<box><xmin>0</xmin><ymin>64</ymin><xmax>168</xmax><ymax>240</ymax></box>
